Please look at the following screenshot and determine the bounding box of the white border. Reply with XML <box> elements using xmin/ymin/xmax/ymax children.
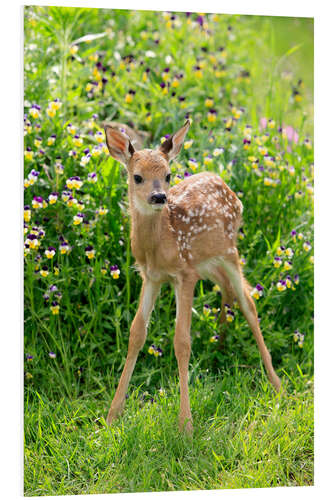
<box><xmin>2</xmin><ymin>1</ymin><xmax>332</xmax><ymax>500</ymax></box>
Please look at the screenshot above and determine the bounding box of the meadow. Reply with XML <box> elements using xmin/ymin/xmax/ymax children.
<box><xmin>24</xmin><ymin>6</ymin><xmax>314</xmax><ymax>495</ymax></box>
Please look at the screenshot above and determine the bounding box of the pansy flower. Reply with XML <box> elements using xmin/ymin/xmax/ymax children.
<box><xmin>291</xmin><ymin>229</ymin><xmax>297</xmax><ymax>242</ymax></box>
<box><xmin>24</xmin><ymin>205</ymin><xmax>31</xmax><ymax>222</ymax></box>
<box><xmin>61</xmin><ymin>191</ymin><xmax>71</xmax><ymax>202</ymax></box>
<box><xmin>50</xmin><ymin>301</ymin><xmax>60</xmax><ymax>315</ymax></box>
<box><xmin>276</xmin><ymin>246</ymin><xmax>285</xmax><ymax>256</ymax></box>
<box><xmin>226</xmin><ymin>308</ymin><xmax>235</xmax><ymax>322</ymax></box>
<box><xmin>204</xmin><ymin>155</ymin><xmax>213</xmax><ymax>166</ymax></box>
<box><xmin>213</xmin><ymin>147</ymin><xmax>224</xmax><ymax>156</ymax></box>
<box><xmin>284</xmin><ymin>261</ymin><xmax>292</xmax><ymax>271</ymax></box>
<box><xmin>285</xmin><ymin>247</ymin><xmax>294</xmax><ymax>258</ymax></box>
<box><xmin>238</xmin><ymin>228</ymin><xmax>245</xmax><ymax>240</ymax></box>
<box><xmin>85</xmin><ymin>245</ymin><xmax>95</xmax><ymax>259</ymax></box>
<box><xmin>213</xmin><ymin>284</ymin><xmax>221</xmax><ymax>293</ymax></box>
<box><xmin>54</xmin><ymin>266</ymin><xmax>59</xmax><ymax>276</ymax></box>
<box><xmin>29</xmin><ymin>104</ymin><xmax>41</xmax><ymax>119</ymax></box>
<box><xmin>91</xmin><ymin>145</ymin><xmax>102</xmax><ymax>158</ymax></box>
<box><xmin>49</xmin><ymin>352</ymin><xmax>56</xmax><ymax>359</ymax></box>
<box><xmin>73</xmin><ymin>134</ymin><xmax>83</xmax><ymax>147</ymax></box>
<box><xmin>207</xmin><ymin>109</ymin><xmax>217</xmax><ymax>122</ymax></box>
<box><xmin>40</xmin><ymin>266</ymin><xmax>49</xmax><ymax>277</ymax></box>
<box><xmin>97</xmin><ymin>207</ymin><xmax>108</xmax><ymax>216</ymax></box>
<box><xmin>48</xmin><ymin>192</ymin><xmax>58</xmax><ymax>204</ymax></box>
<box><xmin>47</xmin><ymin>134</ymin><xmax>56</xmax><ymax>146</ymax></box>
<box><xmin>73</xmin><ymin>213</ymin><xmax>84</xmax><ymax>225</ymax></box>
<box><xmin>60</xmin><ymin>241</ymin><xmax>70</xmax><ymax>254</ymax></box>
<box><xmin>66</xmin><ymin>176</ymin><xmax>83</xmax><ymax>190</ymax></box>
<box><xmin>188</xmin><ymin>158</ymin><xmax>198</xmax><ymax>170</ymax></box>
<box><xmin>24</xmin><ymin>147</ymin><xmax>34</xmax><ymax>161</ymax></box>
<box><xmin>276</xmin><ymin>280</ymin><xmax>287</xmax><ymax>292</ymax></box>
<box><xmin>293</xmin><ymin>329</ymin><xmax>305</xmax><ymax>347</ymax></box>
<box><xmin>251</xmin><ymin>283</ymin><xmax>264</xmax><ymax>300</ymax></box>
<box><xmin>125</xmin><ymin>89</ymin><xmax>136</xmax><ymax>103</ymax></box>
<box><xmin>34</xmin><ymin>136</ymin><xmax>42</xmax><ymax>148</ymax></box>
<box><xmin>184</xmin><ymin>140</ymin><xmax>193</xmax><ymax>150</ymax></box>
<box><xmin>67</xmin><ymin>123</ymin><xmax>76</xmax><ymax>135</ymax></box>
<box><xmin>209</xmin><ymin>335</ymin><xmax>220</xmax><ymax>343</ymax></box>
<box><xmin>80</xmin><ymin>153</ymin><xmax>91</xmax><ymax>167</ymax></box>
<box><xmin>45</xmin><ymin>246</ymin><xmax>56</xmax><ymax>259</ymax></box>
<box><xmin>273</xmin><ymin>256</ymin><xmax>282</xmax><ymax>268</ymax></box>
<box><xmin>32</xmin><ymin>196</ymin><xmax>44</xmax><ymax>209</ymax></box>
<box><xmin>203</xmin><ymin>304</ymin><xmax>211</xmax><ymax>316</ymax></box>
<box><xmin>303</xmin><ymin>241</ymin><xmax>312</xmax><ymax>252</ymax></box>
<box><xmin>110</xmin><ymin>264</ymin><xmax>120</xmax><ymax>279</ymax></box>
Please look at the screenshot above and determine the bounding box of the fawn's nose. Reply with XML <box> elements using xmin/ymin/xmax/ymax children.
<box><xmin>150</xmin><ymin>192</ymin><xmax>167</xmax><ymax>205</ymax></box>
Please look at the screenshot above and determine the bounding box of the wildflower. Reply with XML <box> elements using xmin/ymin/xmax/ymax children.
<box><xmin>209</xmin><ymin>335</ymin><xmax>220</xmax><ymax>343</ymax></box>
<box><xmin>25</xmin><ymin>372</ymin><xmax>33</xmax><ymax>380</ymax></box>
<box><xmin>205</xmin><ymin>97</ymin><xmax>214</xmax><ymax>107</ymax></box>
<box><xmin>49</xmin><ymin>352</ymin><xmax>56</xmax><ymax>359</ymax></box>
<box><xmin>273</xmin><ymin>256</ymin><xmax>282</xmax><ymax>268</ymax></box>
<box><xmin>184</xmin><ymin>140</ymin><xmax>193</xmax><ymax>149</ymax></box>
<box><xmin>298</xmin><ymin>232</ymin><xmax>304</xmax><ymax>240</ymax></box>
<box><xmin>226</xmin><ymin>309</ymin><xmax>235</xmax><ymax>322</ymax></box>
<box><xmin>207</xmin><ymin>109</ymin><xmax>217</xmax><ymax>122</ymax></box>
<box><xmin>61</xmin><ymin>191</ymin><xmax>71</xmax><ymax>202</ymax></box>
<box><xmin>174</xmin><ymin>174</ymin><xmax>182</xmax><ymax>184</ymax></box>
<box><xmin>45</xmin><ymin>246</ymin><xmax>56</xmax><ymax>259</ymax></box>
<box><xmin>213</xmin><ymin>284</ymin><xmax>220</xmax><ymax>293</ymax></box>
<box><xmin>48</xmin><ymin>192</ymin><xmax>58</xmax><ymax>204</ymax></box>
<box><xmin>24</xmin><ymin>205</ymin><xmax>31</xmax><ymax>222</ymax></box>
<box><xmin>125</xmin><ymin>89</ymin><xmax>136</xmax><ymax>103</ymax></box>
<box><xmin>293</xmin><ymin>329</ymin><xmax>305</xmax><ymax>347</ymax></box>
<box><xmin>188</xmin><ymin>158</ymin><xmax>198</xmax><ymax>170</ymax></box>
<box><xmin>49</xmin><ymin>98</ymin><xmax>61</xmax><ymax>111</ymax></box>
<box><xmin>24</xmin><ymin>147</ymin><xmax>34</xmax><ymax>161</ymax></box>
<box><xmin>69</xmin><ymin>45</ymin><xmax>78</xmax><ymax>55</ymax></box>
<box><xmin>154</xmin><ymin>347</ymin><xmax>163</xmax><ymax>357</ymax></box>
<box><xmin>276</xmin><ymin>280</ymin><xmax>287</xmax><ymax>292</ymax></box>
<box><xmin>85</xmin><ymin>245</ymin><xmax>95</xmax><ymax>259</ymax></box>
<box><xmin>204</xmin><ymin>155</ymin><xmax>213</xmax><ymax>166</ymax></box>
<box><xmin>59</xmin><ymin>241</ymin><xmax>70</xmax><ymax>254</ymax></box>
<box><xmin>284</xmin><ymin>261</ymin><xmax>292</xmax><ymax>271</ymax></box>
<box><xmin>231</xmin><ymin>107</ymin><xmax>242</xmax><ymax>120</ymax></box>
<box><xmin>203</xmin><ymin>304</ymin><xmax>211</xmax><ymax>316</ymax></box>
<box><xmin>309</xmin><ymin>255</ymin><xmax>314</xmax><ymax>264</ymax></box>
<box><xmin>110</xmin><ymin>264</ymin><xmax>120</xmax><ymax>279</ymax></box>
<box><xmin>77</xmin><ymin>200</ymin><xmax>85</xmax><ymax>210</ymax></box>
<box><xmin>29</xmin><ymin>104</ymin><xmax>41</xmax><ymax>119</ymax></box>
<box><xmin>101</xmin><ymin>267</ymin><xmax>107</xmax><ymax>275</ymax></box>
<box><xmin>67</xmin><ymin>123</ymin><xmax>76</xmax><ymax>135</ymax></box>
<box><xmin>97</xmin><ymin>207</ymin><xmax>108</xmax><ymax>216</ymax></box>
<box><xmin>32</xmin><ymin>196</ymin><xmax>43</xmax><ymax>209</ymax></box>
<box><xmin>238</xmin><ymin>228</ymin><xmax>245</xmax><ymax>240</ymax></box>
<box><xmin>240</xmin><ymin>256</ymin><xmax>246</xmax><ymax>266</ymax></box>
<box><xmin>295</xmin><ymin>190</ymin><xmax>303</xmax><ymax>199</ymax></box>
<box><xmin>50</xmin><ymin>301</ymin><xmax>60</xmax><ymax>315</ymax></box>
<box><xmin>80</xmin><ymin>153</ymin><xmax>91</xmax><ymax>167</ymax></box>
<box><xmin>276</xmin><ymin>246</ymin><xmax>285</xmax><ymax>256</ymax></box>
<box><xmin>291</xmin><ymin>229</ymin><xmax>297</xmax><ymax>242</ymax></box>
<box><xmin>47</xmin><ymin>134</ymin><xmax>56</xmax><ymax>146</ymax></box>
<box><xmin>303</xmin><ymin>138</ymin><xmax>312</xmax><ymax>150</ymax></box>
<box><xmin>268</xmin><ymin>119</ymin><xmax>275</xmax><ymax>129</ymax></box>
<box><xmin>303</xmin><ymin>241</ymin><xmax>312</xmax><ymax>252</ymax></box>
<box><xmin>243</xmin><ymin>138</ymin><xmax>251</xmax><ymax>150</ymax></box>
<box><xmin>294</xmin><ymin>274</ymin><xmax>300</xmax><ymax>285</ymax></box>
<box><xmin>251</xmin><ymin>283</ymin><xmax>264</xmax><ymax>300</ymax></box>
<box><xmin>148</xmin><ymin>344</ymin><xmax>157</xmax><ymax>355</ymax></box>
<box><xmin>285</xmin><ymin>247</ymin><xmax>294</xmax><ymax>258</ymax></box>
<box><xmin>73</xmin><ymin>213</ymin><xmax>84</xmax><ymax>225</ymax></box>
<box><xmin>26</xmin><ymin>354</ymin><xmax>33</xmax><ymax>362</ymax></box>
<box><xmin>73</xmin><ymin>134</ymin><xmax>83</xmax><ymax>147</ymax></box>
<box><xmin>40</xmin><ymin>266</ymin><xmax>49</xmax><ymax>277</ymax></box>
<box><xmin>159</xmin><ymin>388</ymin><xmax>166</xmax><ymax>396</ymax></box>
<box><xmin>285</xmin><ymin>275</ymin><xmax>292</xmax><ymax>288</ymax></box>
<box><xmin>213</xmin><ymin>147</ymin><xmax>224</xmax><ymax>156</ymax></box>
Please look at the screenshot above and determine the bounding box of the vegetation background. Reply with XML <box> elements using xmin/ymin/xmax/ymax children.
<box><xmin>24</xmin><ymin>6</ymin><xmax>314</xmax><ymax>496</ymax></box>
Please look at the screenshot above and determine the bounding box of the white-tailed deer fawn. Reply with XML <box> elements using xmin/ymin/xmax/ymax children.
<box><xmin>104</xmin><ymin>120</ymin><xmax>281</xmax><ymax>433</ymax></box>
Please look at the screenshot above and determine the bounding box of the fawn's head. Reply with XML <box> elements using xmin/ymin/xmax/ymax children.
<box><xmin>104</xmin><ymin>120</ymin><xmax>190</xmax><ymax>215</ymax></box>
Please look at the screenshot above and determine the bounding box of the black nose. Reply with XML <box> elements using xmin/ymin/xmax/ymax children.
<box><xmin>150</xmin><ymin>193</ymin><xmax>167</xmax><ymax>204</ymax></box>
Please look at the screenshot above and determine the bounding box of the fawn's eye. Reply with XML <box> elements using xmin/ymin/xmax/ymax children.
<box><xmin>134</xmin><ymin>175</ymin><xmax>143</xmax><ymax>184</ymax></box>
<box><xmin>165</xmin><ymin>173</ymin><xmax>171</xmax><ymax>183</ymax></box>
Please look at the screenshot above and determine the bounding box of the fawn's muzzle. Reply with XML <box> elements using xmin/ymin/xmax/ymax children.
<box><xmin>149</xmin><ymin>193</ymin><xmax>167</xmax><ymax>205</ymax></box>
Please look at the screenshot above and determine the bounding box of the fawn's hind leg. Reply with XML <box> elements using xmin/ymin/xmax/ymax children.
<box><xmin>216</xmin><ymin>270</ymin><xmax>235</xmax><ymax>348</ymax></box>
<box><xmin>214</xmin><ymin>257</ymin><xmax>281</xmax><ymax>392</ymax></box>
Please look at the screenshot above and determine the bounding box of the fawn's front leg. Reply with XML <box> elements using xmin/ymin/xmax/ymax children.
<box><xmin>106</xmin><ymin>279</ymin><xmax>160</xmax><ymax>425</ymax></box>
<box><xmin>174</xmin><ymin>276</ymin><xmax>197</xmax><ymax>434</ymax></box>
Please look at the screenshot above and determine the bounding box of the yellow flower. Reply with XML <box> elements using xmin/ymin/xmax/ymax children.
<box><xmin>205</xmin><ymin>98</ymin><xmax>214</xmax><ymax>108</ymax></box>
<box><xmin>69</xmin><ymin>45</ymin><xmax>78</xmax><ymax>55</ymax></box>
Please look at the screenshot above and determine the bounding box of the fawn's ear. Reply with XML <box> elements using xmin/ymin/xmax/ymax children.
<box><xmin>104</xmin><ymin>125</ymin><xmax>135</xmax><ymax>166</ymax></box>
<box><xmin>159</xmin><ymin>120</ymin><xmax>190</xmax><ymax>161</ymax></box>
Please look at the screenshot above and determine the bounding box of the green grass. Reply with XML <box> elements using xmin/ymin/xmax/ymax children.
<box><xmin>24</xmin><ymin>6</ymin><xmax>314</xmax><ymax>495</ymax></box>
<box><xmin>25</xmin><ymin>370</ymin><xmax>313</xmax><ymax>495</ymax></box>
